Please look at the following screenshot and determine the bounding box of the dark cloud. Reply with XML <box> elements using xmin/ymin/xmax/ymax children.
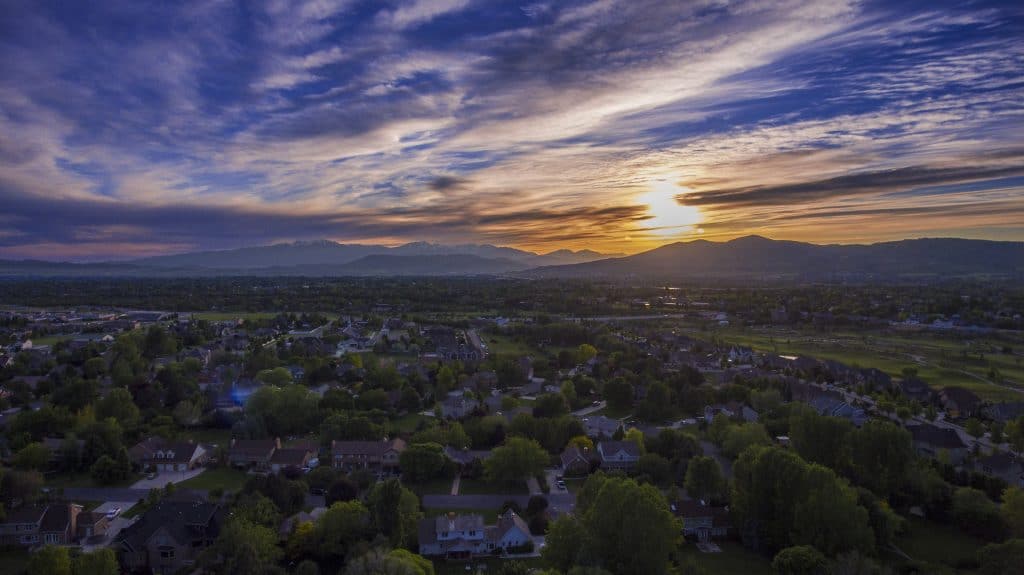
<box><xmin>427</xmin><ymin>175</ymin><xmax>473</xmax><ymax>192</ymax></box>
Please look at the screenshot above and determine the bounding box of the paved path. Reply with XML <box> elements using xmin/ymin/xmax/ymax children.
<box><xmin>526</xmin><ymin>476</ymin><xmax>542</xmax><ymax>495</ymax></box>
<box><xmin>571</xmin><ymin>401</ymin><xmax>607</xmax><ymax>417</ymax></box>
<box><xmin>450</xmin><ymin>475</ymin><xmax>461</xmax><ymax>496</ymax></box>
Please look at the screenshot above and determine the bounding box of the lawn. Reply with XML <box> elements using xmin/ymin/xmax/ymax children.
<box><xmin>392</xmin><ymin>412</ymin><xmax>436</xmax><ymax>434</ymax></box>
<box><xmin>896</xmin><ymin>516</ymin><xmax>986</xmax><ymax>572</ymax></box>
<box><xmin>45</xmin><ymin>471</ymin><xmax>140</xmax><ymax>490</ymax></box>
<box><xmin>431</xmin><ymin>556</ymin><xmax>544</xmax><ymax>575</ymax></box>
<box><xmin>30</xmin><ymin>334</ymin><xmax>74</xmax><ymax>346</ymax></box>
<box><xmin>457</xmin><ymin>477</ymin><xmax>528</xmax><ymax>495</ymax></box>
<box><xmin>0</xmin><ymin>549</ymin><xmax>29</xmax><ymax>575</ymax></box>
<box><xmin>177</xmin><ymin>467</ymin><xmax>250</xmax><ymax>492</ymax></box>
<box><xmin>677</xmin><ymin>542</ymin><xmax>773</xmax><ymax>575</ymax></box>
<box><xmin>409</xmin><ymin>476</ymin><xmax>455</xmax><ymax>496</ymax></box>
<box><xmin>424</xmin><ymin>506</ymin><xmax>501</xmax><ymax>523</ymax></box>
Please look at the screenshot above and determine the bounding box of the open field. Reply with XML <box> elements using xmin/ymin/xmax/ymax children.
<box><xmin>45</xmin><ymin>471</ymin><xmax>141</xmax><ymax>490</ymax></box>
<box><xmin>677</xmin><ymin>542</ymin><xmax>772</xmax><ymax>574</ymax></box>
<box><xmin>897</xmin><ymin>517</ymin><xmax>986</xmax><ymax>573</ymax></box>
<box><xmin>457</xmin><ymin>477</ymin><xmax>529</xmax><ymax>495</ymax></box>
<box><xmin>673</xmin><ymin>322</ymin><xmax>1023</xmax><ymax>401</ymax></box>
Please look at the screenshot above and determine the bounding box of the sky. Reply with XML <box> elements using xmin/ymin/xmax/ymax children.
<box><xmin>0</xmin><ymin>0</ymin><xmax>1022</xmax><ymax>261</ymax></box>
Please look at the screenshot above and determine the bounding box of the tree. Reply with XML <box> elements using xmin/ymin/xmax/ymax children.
<box><xmin>90</xmin><ymin>454</ymin><xmax>130</xmax><ymax>485</ymax></box>
<box><xmin>624</xmin><ymin>427</ymin><xmax>645</xmax><ymax>454</ymax></box>
<box><xmin>848</xmin><ymin>421</ymin><xmax>913</xmax><ymax>499</ymax></box>
<box><xmin>577</xmin><ymin>344</ymin><xmax>598</xmax><ymax>364</ymax></box>
<box><xmin>72</xmin><ymin>548</ymin><xmax>118</xmax><ymax>575</ymax></box>
<box><xmin>771</xmin><ymin>545</ymin><xmax>827</xmax><ymax>575</ymax></box>
<box><xmin>788</xmin><ymin>411</ymin><xmax>852</xmax><ymax>473</ymax></box>
<box><xmin>94</xmin><ymin>388</ymin><xmax>140</xmax><ymax>430</ymax></box>
<box><xmin>303</xmin><ymin>500</ymin><xmax>371</xmax><ymax>562</ymax></box>
<box><xmin>722</xmin><ymin>423</ymin><xmax>771</xmax><ymax>458</ymax></box>
<box><xmin>367</xmin><ymin>478</ymin><xmax>422</xmax><ymax>548</ymax></box>
<box><xmin>952</xmin><ymin>487</ymin><xmax>1007</xmax><ymax>540</ymax></box>
<box><xmin>542</xmin><ymin>515</ymin><xmax>589</xmax><ymax>572</ymax></box>
<box><xmin>29</xmin><ymin>546</ymin><xmax>71</xmax><ymax>575</ymax></box>
<box><xmin>485</xmin><ymin>437</ymin><xmax>550</xmax><ymax>484</ymax></box>
<box><xmin>533</xmin><ymin>393</ymin><xmax>570</xmax><ymax>418</ymax></box>
<box><xmin>256</xmin><ymin>367</ymin><xmax>293</xmax><ymax>386</ymax></box>
<box><xmin>344</xmin><ymin>548</ymin><xmax>435</xmax><ymax>575</ymax></box>
<box><xmin>966</xmin><ymin>418</ymin><xmax>985</xmax><ymax>439</ymax></box>
<box><xmin>568</xmin><ymin>435</ymin><xmax>595</xmax><ymax>453</ymax></box>
<box><xmin>173</xmin><ymin>400</ymin><xmax>202</xmax><ymax>427</ymax></box>
<box><xmin>707</xmin><ymin>413</ymin><xmax>732</xmax><ymax>446</ymax></box>
<box><xmin>13</xmin><ymin>442</ymin><xmax>50</xmax><ymax>471</ymax></box>
<box><xmin>1003</xmin><ymin>486</ymin><xmax>1024</xmax><ymax>538</ymax></box>
<box><xmin>326</xmin><ymin>477</ymin><xmax>360</xmax><ymax>505</ymax></box>
<box><xmin>685</xmin><ymin>455</ymin><xmax>725</xmax><ymax>502</ymax></box>
<box><xmin>581</xmin><ymin>476</ymin><xmax>678</xmax><ymax>575</ymax></box>
<box><xmin>294</xmin><ymin>560</ymin><xmax>321</xmax><ymax>575</ymax></box>
<box><xmin>636</xmin><ymin>453</ymin><xmax>672</xmax><ymax>487</ymax></box>
<box><xmin>603</xmin><ymin>379</ymin><xmax>633</xmax><ymax>411</ymax></box>
<box><xmin>399</xmin><ymin>442</ymin><xmax>447</xmax><ymax>483</ymax></box>
<box><xmin>978</xmin><ymin>539</ymin><xmax>1024</xmax><ymax>575</ymax></box>
<box><xmin>204</xmin><ymin>518</ymin><xmax>281</xmax><ymax>575</ymax></box>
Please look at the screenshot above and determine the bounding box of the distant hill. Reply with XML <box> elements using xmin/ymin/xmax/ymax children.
<box><xmin>2</xmin><ymin>236</ymin><xmax>1018</xmax><ymax>279</ymax></box>
<box><xmin>528</xmin><ymin>236</ymin><xmax>1024</xmax><ymax>280</ymax></box>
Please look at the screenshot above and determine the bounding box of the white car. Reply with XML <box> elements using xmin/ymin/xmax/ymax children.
<box><xmin>105</xmin><ymin>507</ymin><xmax>122</xmax><ymax>520</ymax></box>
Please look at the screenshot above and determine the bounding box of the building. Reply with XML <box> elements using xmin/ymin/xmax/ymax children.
<box><xmin>0</xmin><ymin>503</ymin><xmax>82</xmax><ymax>546</ymax></box>
<box><xmin>331</xmin><ymin>438</ymin><xmax>406</xmax><ymax>472</ymax></box>
<box><xmin>418</xmin><ymin>510</ymin><xmax>532</xmax><ymax>558</ymax></box>
<box><xmin>227</xmin><ymin>438</ymin><xmax>280</xmax><ymax>470</ymax></box>
<box><xmin>939</xmin><ymin>387</ymin><xmax>982</xmax><ymax>419</ymax></box>
<box><xmin>578</xmin><ymin>415</ymin><xmax>622</xmax><ymax>438</ymax></box>
<box><xmin>116</xmin><ymin>500</ymin><xmax>223</xmax><ymax>575</ymax></box>
<box><xmin>270</xmin><ymin>446</ymin><xmax>315</xmax><ymax>474</ymax></box>
<box><xmin>130</xmin><ymin>438</ymin><xmax>209</xmax><ymax>472</ymax></box>
<box><xmin>675</xmin><ymin>500</ymin><xmax>732</xmax><ymax>542</ymax></box>
<box><xmin>559</xmin><ymin>446</ymin><xmax>592</xmax><ymax>476</ymax></box>
<box><xmin>596</xmin><ymin>441</ymin><xmax>641</xmax><ymax>470</ymax></box>
<box><xmin>910</xmin><ymin>424</ymin><xmax>969</xmax><ymax>464</ymax></box>
<box><xmin>77</xmin><ymin>510</ymin><xmax>111</xmax><ymax>541</ymax></box>
<box><xmin>973</xmin><ymin>452</ymin><xmax>1024</xmax><ymax>487</ymax></box>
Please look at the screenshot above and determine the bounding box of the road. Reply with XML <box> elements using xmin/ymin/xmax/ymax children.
<box><xmin>571</xmin><ymin>400</ymin><xmax>607</xmax><ymax>417</ymax></box>
<box><xmin>131</xmin><ymin>468</ymin><xmax>205</xmax><ymax>489</ymax></box>
<box><xmin>423</xmin><ymin>491</ymin><xmax>576</xmax><ymax>512</ymax></box>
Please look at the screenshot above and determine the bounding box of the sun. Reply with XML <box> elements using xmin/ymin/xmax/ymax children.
<box><xmin>639</xmin><ymin>179</ymin><xmax>702</xmax><ymax>236</ymax></box>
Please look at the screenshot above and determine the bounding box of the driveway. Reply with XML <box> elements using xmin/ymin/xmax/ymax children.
<box><xmin>572</xmin><ymin>401</ymin><xmax>607</xmax><ymax>417</ymax></box>
<box><xmin>131</xmin><ymin>468</ymin><xmax>205</xmax><ymax>489</ymax></box>
<box><xmin>80</xmin><ymin>502</ymin><xmax>137</xmax><ymax>551</ymax></box>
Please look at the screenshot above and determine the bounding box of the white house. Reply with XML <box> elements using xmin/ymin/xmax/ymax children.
<box><xmin>597</xmin><ymin>441</ymin><xmax>641</xmax><ymax>470</ymax></box>
<box><xmin>418</xmin><ymin>510</ymin><xmax>532</xmax><ymax>558</ymax></box>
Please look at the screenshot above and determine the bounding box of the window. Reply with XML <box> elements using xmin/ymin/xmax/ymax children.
<box><xmin>159</xmin><ymin>547</ymin><xmax>175</xmax><ymax>559</ymax></box>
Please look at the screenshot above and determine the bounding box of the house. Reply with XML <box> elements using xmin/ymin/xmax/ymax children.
<box><xmin>597</xmin><ymin>441</ymin><xmax>641</xmax><ymax>470</ymax></box>
<box><xmin>984</xmin><ymin>401</ymin><xmax>1024</xmax><ymax>424</ymax></box>
<box><xmin>579</xmin><ymin>415</ymin><xmax>622</xmax><ymax>438</ymax></box>
<box><xmin>331</xmin><ymin>438</ymin><xmax>406</xmax><ymax>472</ymax></box>
<box><xmin>418</xmin><ymin>510</ymin><xmax>532</xmax><ymax>558</ymax></box>
<box><xmin>130</xmin><ymin>438</ymin><xmax>208</xmax><ymax>472</ymax></box>
<box><xmin>809</xmin><ymin>396</ymin><xmax>868</xmax><ymax>427</ymax></box>
<box><xmin>675</xmin><ymin>500</ymin><xmax>733</xmax><ymax>542</ymax></box>
<box><xmin>973</xmin><ymin>452</ymin><xmax>1024</xmax><ymax>487</ymax></box>
<box><xmin>116</xmin><ymin>500</ymin><xmax>223</xmax><ymax>575</ymax></box>
<box><xmin>899</xmin><ymin>378</ymin><xmax>935</xmax><ymax>404</ymax></box>
<box><xmin>940</xmin><ymin>387</ymin><xmax>982</xmax><ymax>419</ymax></box>
<box><xmin>0</xmin><ymin>503</ymin><xmax>82</xmax><ymax>546</ymax></box>
<box><xmin>270</xmin><ymin>447</ymin><xmax>315</xmax><ymax>474</ymax></box>
<box><xmin>77</xmin><ymin>510</ymin><xmax>111</xmax><ymax>541</ymax></box>
<box><xmin>442</xmin><ymin>446</ymin><xmax>492</xmax><ymax>468</ymax></box>
<box><xmin>559</xmin><ymin>446</ymin><xmax>592</xmax><ymax>476</ymax></box>
<box><xmin>228</xmin><ymin>438</ymin><xmax>280</xmax><ymax>470</ymax></box>
<box><xmin>909</xmin><ymin>424</ymin><xmax>969</xmax><ymax>464</ymax></box>
<box><xmin>440</xmin><ymin>393</ymin><xmax>480</xmax><ymax>419</ymax></box>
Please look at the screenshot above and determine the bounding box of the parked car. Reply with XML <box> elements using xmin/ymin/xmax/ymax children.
<box><xmin>105</xmin><ymin>507</ymin><xmax>121</xmax><ymax>520</ymax></box>
<box><xmin>146</xmin><ymin>471</ymin><xmax>158</xmax><ymax>480</ymax></box>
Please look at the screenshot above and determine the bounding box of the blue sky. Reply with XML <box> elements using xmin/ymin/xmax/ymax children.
<box><xmin>0</xmin><ymin>0</ymin><xmax>1021</xmax><ymax>260</ymax></box>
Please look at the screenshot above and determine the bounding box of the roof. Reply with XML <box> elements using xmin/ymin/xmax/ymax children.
<box><xmin>229</xmin><ymin>439</ymin><xmax>278</xmax><ymax>457</ymax></box>
<box><xmin>436</xmin><ymin>513</ymin><xmax>485</xmax><ymax>534</ymax></box>
<box><xmin>332</xmin><ymin>438</ymin><xmax>406</xmax><ymax>456</ymax></box>
<box><xmin>131</xmin><ymin>438</ymin><xmax>202</xmax><ymax>464</ymax></box>
<box><xmin>270</xmin><ymin>448</ymin><xmax>312</xmax><ymax>467</ymax></box>
<box><xmin>598</xmin><ymin>440</ymin><xmax>641</xmax><ymax>458</ymax></box>
<box><xmin>976</xmin><ymin>451</ymin><xmax>1019</xmax><ymax>472</ymax></box>
<box><xmin>1</xmin><ymin>505</ymin><xmax>47</xmax><ymax>525</ymax></box>
<box><xmin>40</xmin><ymin>504</ymin><xmax>79</xmax><ymax>534</ymax></box>
<box><xmin>443</xmin><ymin>446</ymin><xmax>492</xmax><ymax>465</ymax></box>
<box><xmin>117</xmin><ymin>500</ymin><xmax>221</xmax><ymax>552</ymax></box>
<box><xmin>490</xmin><ymin>509</ymin><xmax>530</xmax><ymax>542</ymax></box>
<box><xmin>941</xmin><ymin>386</ymin><xmax>981</xmax><ymax>409</ymax></box>
<box><xmin>910</xmin><ymin>424</ymin><xmax>967</xmax><ymax>449</ymax></box>
<box><xmin>560</xmin><ymin>446</ymin><xmax>590</xmax><ymax>467</ymax></box>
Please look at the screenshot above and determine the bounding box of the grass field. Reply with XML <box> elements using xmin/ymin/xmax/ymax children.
<box><xmin>392</xmin><ymin>413</ymin><xmax>436</xmax><ymax>434</ymax></box>
<box><xmin>178</xmin><ymin>467</ymin><xmax>250</xmax><ymax>492</ymax></box>
<box><xmin>409</xmin><ymin>476</ymin><xmax>455</xmax><ymax>496</ymax></box>
<box><xmin>677</xmin><ymin>542</ymin><xmax>773</xmax><ymax>574</ymax></box>
<box><xmin>897</xmin><ymin>517</ymin><xmax>986</xmax><ymax>572</ymax></box>
<box><xmin>677</xmin><ymin>322</ymin><xmax>1023</xmax><ymax>401</ymax></box>
<box><xmin>30</xmin><ymin>334</ymin><xmax>74</xmax><ymax>345</ymax></box>
<box><xmin>189</xmin><ymin>311</ymin><xmax>281</xmax><ymax>321</ymax></box>
<box><xmin>45</xmin><ymin>471</ymin><xmax>141</xmax><ymax>490</ymax></box>
<box><xmin>0</xmin><ymin>549</ymin><xmax>29</xmax><ymax>575</ymax></box>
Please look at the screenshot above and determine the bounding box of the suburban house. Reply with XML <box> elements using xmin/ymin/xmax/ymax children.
<box><xmin>973</xmin><ymin>452</ymin><xmax>1024</xmax><ymax>487</ymax></box>
<box><xmin>331</xmin><ymin>438</ymin><xmax>406</xmax><ymax>472</ymax></box>
<box><xmin>985</xmin><ymin>401</ymin><xmax>1024</xmax><ymax>423</ymax></box>
<box><xmin>270</xmin><ymin>446</ymin><xmax>315</xmax><ymax>474</ymax></box>
<box><xmin>77</xmin><ymin>510</ymin><xmax>111</xmax><ymax>541</ymax></box>
<box><xmin>939</xmin><ymin>387</ymin><xmax>982</xmax><ymax>419</ymax></box>
<box><xmin>443</xmin><ymin>446</ymin><xmax>492</xmax><ymax>468</ymax></box>
<box><xmin>579</xmin><ymin>415</ymin><xmax>622</xmax><ymax>438</ymax></box>
<box><xmin>440</xmin><ymin>393</ymin><xmax>481</xmax><ymax>419</ymax></box>
<box><xmin>899</xmin><ymin>378</ymin><xmax>935</xmax><ymax>404</ymax></box>
<box><xmin>418</xmin><ymin>510</ymin><xmax>532</xmax><ymax>558</ymax></box>
<box><xmin>809</xmin><ymin>395</ymin><xmax>868</xmax><ymax>427</ymax></box>
<box><xmin>675</xmin><ymin>500</ymin><xmax>733</xmax><ymax>542</ymax></box>
<box><xmin>909</xmin><ymin>424</ymin><xmax>969</xmax><ymax>464</ymax></box>
<box><xmin>705</xmin><ymin>402</ymin><xmax>759</xmax><ymax>423</ymax></box>
<box><xmin>0</xmin><ymin>503</ymin><xmax>82</xmax><ymax>546</ymax></box>
<box><xmin>597</xmin><ymin>441</ymin><xmax>641</xmax><ymax>470</ymax></box>
<box><xmin>559</xmin><ymin>446</ymin><xmax>592</xmax><ymax>476</ymax></box>
<box><xmin>228</xmin><ymin>438</ymin><xmax>280</xmax><ymax>470</ymax></box>
<box><xmin>130</xmin><ymin>438</ymin><xmax>209</xmax><ymax>472</ymax></box>
<box><xmin>116</xmin><ymin>500</ymin><xmax>224</xmax><ymax>575</ymax></box>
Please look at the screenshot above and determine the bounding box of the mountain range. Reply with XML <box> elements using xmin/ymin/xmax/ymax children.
<box><xmin>0</xmin><ymin>236</ymin><xmax>1020</xmax><ymax>280</ymax></box>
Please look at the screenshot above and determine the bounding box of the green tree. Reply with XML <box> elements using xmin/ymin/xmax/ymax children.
<box><xmin>771</xmin><ymin>545</ymin><xmax>827</xmax><ymax>575</ymax></box>
<box><xmin>542</xmin><ymin>515</ymin><xmax>588</xmax><ymax>572</ymax></box>
<box><xmin>848</xmin><ymin>421</ymin><xmax>913</xmax><ymax>499</ymax></box>
<box><xmin>367</xmin><ymin>478</ymin><xmax>422</xmax><ymax>548</ymax></box>
<box><xmin>28</xmin><ymin>545</ymin><xmax>71</xmax><ymax>575</ymax></box>
<box><xmin>484</xmin><ymin>437</ymin><xmax>550</xmax><ymax>484</ymax></box>
<box><xmin>94</xmin><ymin>388</ymin><xmax>141</xmax><ymax>430</ymax></box>
<box><xmin>1003</xmin><ymin>486</ymin><xmax>1024</xmax><ymax>538</ymax></box>
<box><xmin>978</xmin><ymin>539</ymin><xmax>1024</xmax><ymax>575</ymax></box>
<box><xmin>581</xmin><ymin>476</ymin><xmax>678</xmax><ymax>575</ymax></box>
<box><xmin>12</xmin><ymin>442</ymin><xmax>51</xmax><ymax>471</ymax></box>
<box><xmin>684</xmin><ymin>455</ymin><xmax>725</xmax><ymax>502</ymax></box>
<box><xmin>399</xmin><ymin>442</ymin><xmax>448</xmax><ymax>483</ymax></box>
<box><xmin>636</xmin><ymin>453</ymin><xmax>672</xmax><ymax>487</ymax></box>
<box><xmin>577</xmin><ymin>344</ymin><xmax>598</xmax><ymax>364</ymax></box>
<box><xmin>965</xmin><ymin>418</ymin><xmax>985</xmax><ymax>439</ymax></box>
<box><xmin>533</xmin><ymin>393</ymin><xmax>570</xmax><ymax>418</ymax></box>
<box><xmin>72</xmin><ymin>548</ymin><xmax>118</xmax><ymax>575</ymax></box>
<box><xmin>345</xmin><ymin>548</ymin><xmax>435</xmax><ymax>575</ymax></box>
<box><xmin>256</xmin><ymin>366</ymin><xmax>293</xmax><ymax>386</ymax></box>
<box><xmin>952</xmin><ymin>487</ymin><xmax>1007</xmax><ymax>540</ymax></box>
<box><xmin>722</xmin><ymin>422</ymin><xmax>771</xmax><ymax>458</ymax></box>
<box><xmin>204</xmin><ymin>518</ymin><xmax>282</xmax><ymax>574</ymax></box>
<box><xmin>788</xmin><ymin>411</ymin><xmax>853</xmax><ymax>473</ymax></box>
<box><xmin>603</xmin><ymin>378</ymin><xmax>633</xmax><ymax>411</ymax></box>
